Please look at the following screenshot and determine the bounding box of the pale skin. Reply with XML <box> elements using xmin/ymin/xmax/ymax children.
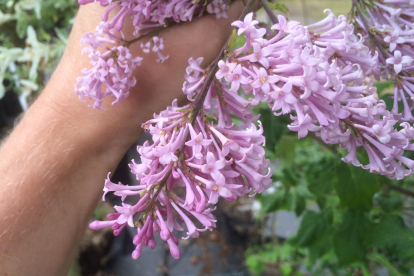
<box><xmin>0</xmin><ymin>2</ymin><xmax>247</xmax><ymax>275</ymax></box>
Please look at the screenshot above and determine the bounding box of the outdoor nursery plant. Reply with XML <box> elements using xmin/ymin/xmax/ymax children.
<box><xmin>3</xmin><ymin>0</ymin><xmax>414</xmax><ymax>274</ymax></box>
<box><xmin>0</xmin><ymin>0</ymin><xmax>77</xmax><ymax>107</ymax></box>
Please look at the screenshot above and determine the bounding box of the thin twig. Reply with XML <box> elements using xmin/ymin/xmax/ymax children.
<box><xmin>258</xmin><ymin>0</ymin><xmax>279</xmax><ymax>25</ymax></box>
<box><xmin>162</xmin><ymin>243</ymin><xmax>170</xmax><ymax>276</ymax></box>
<box><xmin>308</xmin><ymin>132</ymin><xmax>339</xmax><ymax>154</ymax></box>
<box><xmin>191</xmin><ymin>0</ymin><xmax>258</xmax><ymax>122</ymax></box>
<box><xmin>141</xmin><ymin>166</ymin><xmax>173</xmax><ymax>216</ymax></box>
<box><xmin>123</xmin><ymin>26</ymin><xmax>167</xmax><ymax>46</ymax></box>
<box><xmin>388</xmin><ymin>184</ymin><xmax>414</xmax><ymax>198</ymax></box>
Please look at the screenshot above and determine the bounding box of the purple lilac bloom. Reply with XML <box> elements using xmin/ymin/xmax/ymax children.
<box><xmin>75</xmin><ymin>25</ymin><xmax>143</xmax><ymax>109</ymax></box>
<box><xmin>220</xmin><ymin>11</ymin><xmax>414</xmax><ymax>180</ymax></box>
<box><xmin>79</xmin><ymin>0</ymin><xmax>231</xmax><ymax>35</ymax></box>
<box><xmin>76</xmin><ymin>0</ymin><xmax>232</xmax><ymax>107</ymax></box>
<box><xmin>352</xmin><ymin>0</ymin><xmax>414</xmax><ymax>121</ymax></box>
<box><xmin>87</xmin><ymin>2</ymin><xmax>414</xmax><ymax>263</ymax></box>
<box><xmin>90</xmin><ymin>56</ymin><xmax>272</xmax><ymax>259</ymax></box>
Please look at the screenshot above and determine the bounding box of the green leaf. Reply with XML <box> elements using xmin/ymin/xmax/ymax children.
<box><xmin>39</xmin><ymin>28</ymin><xmax>51</xmax><ymax>42</ymax></box>
<box><xmin>234</xmin><ymin>32</ymin><xmax>246</xmax><ymax>49</ymax></box>
<box><xmin>280</xmin><ymin>263</ymin><xmax>293</xmax><ymax>276</ymax></box>
<box><xmin>368</xmin><ymin>252</ymin><xmax>403</xmax><ymax>276</ymax></box>
<box><xmin>333</xmin><ymin>162</ymin><xmax>381</xmax><ymax>211</ymax></box>
<box><xmin>277</xmin><ymin>243</ymin><xmax>296</xmax><ymax>260</ymax></box>
<box><xmin>176</xmin><ymin>108</ymin><xmax>192</xmax><ymax>113</ymax></box>
<box><xmin>261</xmin><ymin>183</ymin><xmax>312</xmax><ymax>216</ymax></box>
<box><xmin>316</xmin><ymin>196</ymin><xmax>326</xmax><ymax>209</ymax></box>
<box><xmin>306</xmin><ymin>157</ymin><xmax>335</xmax><ymax>197</ymax></box>
<box><xmin>290</xmin><ymin>192</ymin><xmax>306</xmax><ymax>216</ymax></box>
<box><xmin>278</xmin><ymin>167</ymin><xmax>300</xmax><ymax>187</ymax></box>
<box><xmin>16</xmin><ymin>19</ymin><xmax>29</xmax><ymax>38</ymax></box>
<box><xmin>226</xmin><ymin>29</ymin><xmax>237</xmax><ymax>50</ymax></box>
<box><xmin>246</xmin><ymin>256</ymin><xmax>265</xmax><ymax>275</ymax></box>
<box><xmin>260</xmin><ymin>110</ymin><xmax>290</xmax><ymax>156</ymax></box>
<box><xmin>376</xmin><ymin>194</ymin><xmax>403</xmax><ymax>212</ymax></box>
<box><xmin>286</xmin><ymin>183</ymin><xmax>313</xmax><ymax>216</ymax></box>
<box><xmin>294</xmin><ymin>208</ymin><xmax>333</xmax><ymax>247</ymax></box>
<box><xmin>258</xmin><ymin>244</ymin><xmax>279</xmax><ymax>263</ymax></box>
<box><xmin>366</xmin><ymin>214</ymin><xmax>414</xmax><ymax>260</ymax></box>
<box><xmin>205</xmin><ymin>114</ymin><xmax>217</xmax><ymax>121</ymax></box>
<box><xmin>295</xmin><ymin>183</ymin><xmax>314</xmax><ymax>199</ymax></box>
<box><xmin>308</xmin><ymin>237</ymin><xmax>333</xmax><ymax>265</ymax></box>
<box><xmin>275</xmin><ymin>134</ymin><xmax>299</xmax><ymax>166</ymax></box>
<box><xmin>54</xmin><ymin>27</ymin><xmax>68</xmax><ymax>43</ymax></box>
<box><xmin>267</xmin><ymin>2</ymin><xmax>289</xmax><ymax>15</ymax></box>
<box><xmin>333</xmin><ymin>210</ymin><xmax>368</xmax><ymax>266</ymax></box>
<box><xmin>68</xmin><ymin>259</ymin><xmax>81</xmax><ymax>276</ymax></box>
<box><xmin>260</xmin><ymin>189</ymin><xmax>288</xmax><ymax>213</ymax></box>
<box><xmin>375</xmin><ymin>81</ymin><xmax>394</xmax><ymax>96</ymax></box>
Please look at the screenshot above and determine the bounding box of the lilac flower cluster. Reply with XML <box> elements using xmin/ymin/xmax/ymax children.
<box><xmin>215</xmin><ymin>11</ymin><xmax>414</xmax><ymax>180</ymax></box>
<box><xmin>79</xmin><ymin>0</ymin><xmax>229</xmax><ymax>33</ymax></box>
<box><xmin>75</xmin><ymin>27</ymin><xmax>143</xmax><ymax>109</ymax></box>
<box><xmin>86</xmin><ymin>0</ymin><xmax>414</xmax><ymax>262</ymax></box>
<box><xmin>90</xmin><ymin>55</ymin><xmax>272</xmax><ymax>259</ymax></box>
<box><xmin>76</xmin><ymin>0</ymin><xmax>230</xmax><ymax>108</ymax></box>
<box><xmin>351</xmin><ymin>0</ymin><xmax>414</xmax><ymax>121</ymax></box>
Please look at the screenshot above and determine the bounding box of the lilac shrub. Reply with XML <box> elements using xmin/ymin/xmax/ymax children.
<box><xmin>80</xmin><ymin>0</ymin><xmax>414</xmax><ymax>261</ymax></box>
<box><xmin>87</xmin><ymin>0</ymin><xmax>272</xmax><ymax>259</ymax></box>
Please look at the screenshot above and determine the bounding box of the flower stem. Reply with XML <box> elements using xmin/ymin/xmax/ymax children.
<box><xmin>140</xmin><ymin>0</ymin><xmax>259</xmax><ymax>212</ymax></box>
<box><xmin>388</xmin><ymin>184</ymin><xmax>414</xmax><ymax>198</ymax></box>
<box><xmin>123</xmin><ymin>25</ymin><xmax>167</xmax><ymax>46</ymax></box>
<box><xmin>142</xmin><ymin>165</ymin><xmax>173</xmax><ymax>216</ymax></box>
<box><xmin>191</xmin><ymin>0</ymin><xmax>258</xmax><ymax>124</ymax></box>
<box><xmin>258</xmin><ymin>0</ymin><xmax>279</xmax><ymax>25</ymax></box>
<box><xmin>353</xmin><ymin>0</ymin><xmax>389</xmax><ymax>60</ymax></box>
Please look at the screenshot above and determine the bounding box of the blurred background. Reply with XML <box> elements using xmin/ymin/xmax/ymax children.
<box><xmin>1</xmin><ymin>0</ymin><xmax>413</xmax><ymax>276</ymax></box>
<box><xmin>267</xmin><ymin>0</ymin><xmax>351</xmax><ymax>25</ymax></box>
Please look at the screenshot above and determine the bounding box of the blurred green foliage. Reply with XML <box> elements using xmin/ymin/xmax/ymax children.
<box><xmin>0</xmin><ymin>0</ymin><xmax>77</xmax><ymax>100</ymax></box>
<box><xmin>245</xmin><ymin>83</ymin><xmax>414</xmax><ymax>275</ymax></box>
<box><xmin>230</xmin><ymin>10</ymin><xmax>414</xmax><ymax>275</ymax></box>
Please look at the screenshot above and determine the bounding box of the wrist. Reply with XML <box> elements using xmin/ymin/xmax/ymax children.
<box><xmin>37</xmin><ymin>77</ymin><xmax>142</xmax><ymax>158</ymax></box>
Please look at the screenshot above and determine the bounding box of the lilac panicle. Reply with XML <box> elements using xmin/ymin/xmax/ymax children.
<box><xmin>79</xmin><ymin>0</ymin><xmax>229</xmax><ymax>34</ymax></box>
<box><xmin>75</xmin><ymin>25</ymin><xmax>143</xmax><ymax>109</ymax></box>
<box><xmin>351</xmin><ymin>0</ymin><xmax>414</xmax><ymax>122</ymax></box>
<box><xmin>76</xmin><ymin>0</ymin><xmax>231</xmax><ymax>108</ymax></box>
<box><xmin>217</xmin><ymin>11</ymin><xmax>414</xmax><ymax>180</ymax></box>
<box><xmin>88</xmin><ymin>0</ymin><xmax>414</xmax><ymax>264</ymax></box>
<box><xmin>90</xmin><ymin>56</ymin><xmax>272</xmax><ymax>259</ymax></box>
